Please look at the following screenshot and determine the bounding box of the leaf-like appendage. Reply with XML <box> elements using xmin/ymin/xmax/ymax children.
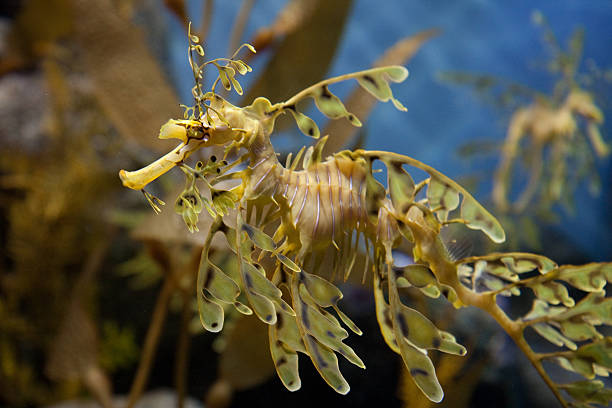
<box><xmin>241</xmin><ymin>261</ymin><xmax>294</xmax><ymax>324</ymax></box>
<box><xmin>387</xmin><ymin>269</ymin><xmax>444</xmax><ymax>403</ymax></box>
<box><xmin>203</xmin><ymin>261</ymin><xmax>241</xmax><ymax>304</ymax></box>
<box><xmin>395</xmin><ymin>265</ymin><xmax>441</xmax><ymax>298</ymax></box>
<box><xmin>456</xmin><ymin>253</ymin><xmax>557</xmax><ymax>295</ymax></box>
<box><xmin>288</xmin><ymin>270</ymin><xmax>363</xmax><ymax>395</ymax></box>
<box><xmin>427</xmin><ymin>177</ymin><xmax>460</xmax><ymax>222</ymax></box>
<box><xmin>559</xmin><ymin>380</ymin><xmax>612</xmax><ymax>407</ymax></box>
<box><xmin>199</xmin><ymin>295</ymin><xmax>224</xmax><ymax>333</ymax></box>
<box><xmin>269</xmin><ymin>317</ymin><xmax>301</xmax><ymax>391</ymax></box>
<box><xmin>310</xmin><ymin>85</ymin><xmax>362</xmax><ymax>126</ymax></box>
<box><xmin>552</xmin><ymin>339</ymin><xmax>612</xmax><ymax>379</ymax></box>
<box><xmin>175</xmin><ymin>174</ymin><xmax>205</xmax><ymax>232</ymax></box>
<box><xmin>374</xmin><ymin>266</ymin><xmax>464</xmax><ymax>403</ymax></box>
<box><xmin>456</xmin><ymin>253</ymin><xmax>612</xmax><ymax>406</ymax></box>
<box><xmin>242</xmin><ymin>222</ymin><xmax>276</xmax><ymax>252</ymax></box>
<box><xmin>212</xmin><ymin>189</ymin><xmax>238</xmax><ymax>216</ymax></box>
<box><xmin>456</xmin><ymin>191</ymin><xmax>505</xmax><ymax>243</ymax></box>
<box><xmin>322</xmin><ymin>29</ymin><xmax>439</xmax><ymax>156</ymax></box>
<box><xmin>233</xmin><ymin>216</ymin><xmax>296</xmax><ymax>326</ymax></box>
<box><xmin>298</xmin><ymin>284</ymin><xmax>364</xmax><ymax>368</ymax></box>
<box><xmin>526</xmin><ymin>293</ymin><xmax>612</xmax><ymax>348</ymax></box>
<box><xmin>276</xmin><ymin>253</ymin><xmax>301</xmax><ymax>272</ymax></box>
<box><xmin>386</xmin><ymin>161</ymin><xmax>416</xmax><ymax>211</ymax></box>
<box><xmin>370</xmin><ymin>153</ymin><xmax>506</xmax><ymax>244</ymax></box>
<box><xmin>356</xmin><ymin>66</ymin><xmax>409</xmax><ymax>111</ymax></box>
<box><xmin>288</xmin><ymin>108</ymin><xmax>320</xmax><ymax>138</ymax></box>
<box><xmin>197</xmin><ymin>223</ymin><xmax>253</xmax><ymax>332</ymax></box>
<box><xmin>555</xmin><ymin>263</ymin><xmax>612</xmax><ymax>293</ymax></box>
<box><xmin>276</xmin><ymin>65</ymin><xmax>407</xmax><ymax>140</ymax></box>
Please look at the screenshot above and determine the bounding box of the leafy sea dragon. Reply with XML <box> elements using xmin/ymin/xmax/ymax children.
<box><xmin>119</xmin><ymin>29</ymin><xmax>612</xmax><ymax>407</ymax></box>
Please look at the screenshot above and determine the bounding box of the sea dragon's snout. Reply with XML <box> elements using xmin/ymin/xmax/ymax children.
<box><xmin>119</xmin><ymin>119</ymin><xmax>207</xmax><ymax>190</ymax></box>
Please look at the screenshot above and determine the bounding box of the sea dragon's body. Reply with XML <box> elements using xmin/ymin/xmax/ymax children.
<box><xmin>119</xmin><ymin>62</ymin><xmax>505</xmax><ymax>400</ymax></box>
<box><xmin>118</xmin><ymin>33</ymin><xmax>612</xmax><ymax>408</ymax></box>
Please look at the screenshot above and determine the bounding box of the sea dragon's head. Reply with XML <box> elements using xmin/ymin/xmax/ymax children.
<box><xmin>118</xmin><ymin>115</ymin><xmax>241</xmax><ymax>192</ymax></box>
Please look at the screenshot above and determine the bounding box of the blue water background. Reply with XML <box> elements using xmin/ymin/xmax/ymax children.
<box><xmin>164</xmin><ymin>0</ymin><xmax>612</xmax><ymax>261</ymax></box>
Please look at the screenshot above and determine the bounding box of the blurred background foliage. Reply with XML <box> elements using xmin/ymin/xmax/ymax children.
<box><xmin>0</xmin><ymin>1</ymin><xmax>610</xmax><ymax>407</ymax></box>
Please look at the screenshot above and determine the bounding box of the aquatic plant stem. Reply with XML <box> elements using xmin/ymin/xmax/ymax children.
<box><xmin>228</xmin><ymin>0</ymin><xmax>255</xmax><ymax>58</ymax></box>
<box><xmin>175</xmin><ymin>249</ymin><xmax>200</xmax><ymax>408</ymax></box>
<box><xmin>175</xmin><ymin>291</ymin><xmax>192</xmax><ymax>408</ymax></box>
<box><xmin>199</xmin><ymin>0</ymin><xmax>214</xmax><ymax>42</ymax></box>
<box><xmin>126</xmin><ymin>271</ymin><xmax>177</xmax><ymax>408</ymax></box>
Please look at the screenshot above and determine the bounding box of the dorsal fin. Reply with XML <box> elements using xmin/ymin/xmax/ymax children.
<box><xmin>303</xmin><ymin>135</ymin><xmax>329</xmax><ymax>169</ymax></box>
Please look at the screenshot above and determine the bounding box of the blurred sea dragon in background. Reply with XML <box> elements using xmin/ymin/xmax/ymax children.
<box><xmin>119</xmin><ymin>25</ymin><xmax>612</xmax><ymax>407</ymax></box>
<box><xmin>444</xmin><ymin>16</ymin><xmax>610</xmax><ymax>217</ymax></box>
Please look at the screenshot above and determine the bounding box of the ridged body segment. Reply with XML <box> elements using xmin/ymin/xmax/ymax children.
<box><xmin>255</xmin><ymin>156</ymin><xmax>372</xmax><ymax>251</ymax></box>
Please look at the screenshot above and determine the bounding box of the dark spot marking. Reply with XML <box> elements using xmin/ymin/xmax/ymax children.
<box><xmin>363</xmin><ymin>75</ymin><xmax>377</xmax><ymax>88</ymax></box>
<box><xmin>301</xmin><ymin>307</ymin><xmax>310</xmax><ymax>329</ymax></box>
<box><xmin>223</xmin><ymin>160</ymin><xmax>228</xmax><ymax>165</ymax></box>
<box><xmin>203</xmin><ymin>269</ymin><xmax>213</xmax><ymax>289</ymax></box>
<box><xmin>320</xmin><ymin>86</ymin><xmax>333</xmax><ymax>99</ymax></box>
<box><xmin>182</xmin><ymin>193</ymin><xmax>198</xmax><ymax>206</ymax></box>
<box><xmin>384</xmin><ymin>314</ymin><xmax>393</xmax><ymax>329</ymax></box>
<box><xmin>397</xmin><ymin>312</ymin><xmax>409</xmax><ymax>337</ymax></box>
<box><xmin>211</xmin><ymin>322</ymin><xmax>219</xmax><ymax>328</ymax></box>
<box><xmin>216</xmin><ymin>168</ymin><xmax>221</xmax><ymax>173</ymax></box>
<box><xmin>266</xmin><ymin>314</ymin><xmax>274</xmax><ymax>322</ymax></box>
<box><xmin>277</xmin><ymin>357</ymin><xmax>287</xmax><ymax>366</ymax></box>
<box><xmin>244</xmin><ymin>273</ymin><xmax>253</xmax><ymax>288</ymax></box>
<box><xmin>410</xmin><ymin>368</ymin><xmax>428</xmax><ymax>377</ymax></box>
<box><xmin>432</xmin><ymin>337</ymin><xmax>441</xmax><ymax>348</ymax></box>
<box><xmin>318</xmin><ymin>356</ymin><xmax>328</xmax><ymax>369</ymax></box>
<box><xmin>307</xmin><ymin>128</ymin><xmax>314</xmax><ymax>136</ymax></box>
<box><xmin>210</xmin><ymin>155</ymin><xmax>217</xmax><ymax>162</ymax></box>
<box><xmin>276</xmin><ymin>313</ymin><xmax>284</xmax><ymax>329</ymax></box>
<box><xmin>326</xmin><ymin>330</ymin><xmax>336</xmax><ymax>339</ymax></box>
<box><xmin>348</xmin><ymin>114</ymin><xmax>354</xmax><ymax>121</ymax></box>
<box><xmin>288</xmin><ymin>381</ymin><xmax>295</xmax><ymax>387</ymax></box>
